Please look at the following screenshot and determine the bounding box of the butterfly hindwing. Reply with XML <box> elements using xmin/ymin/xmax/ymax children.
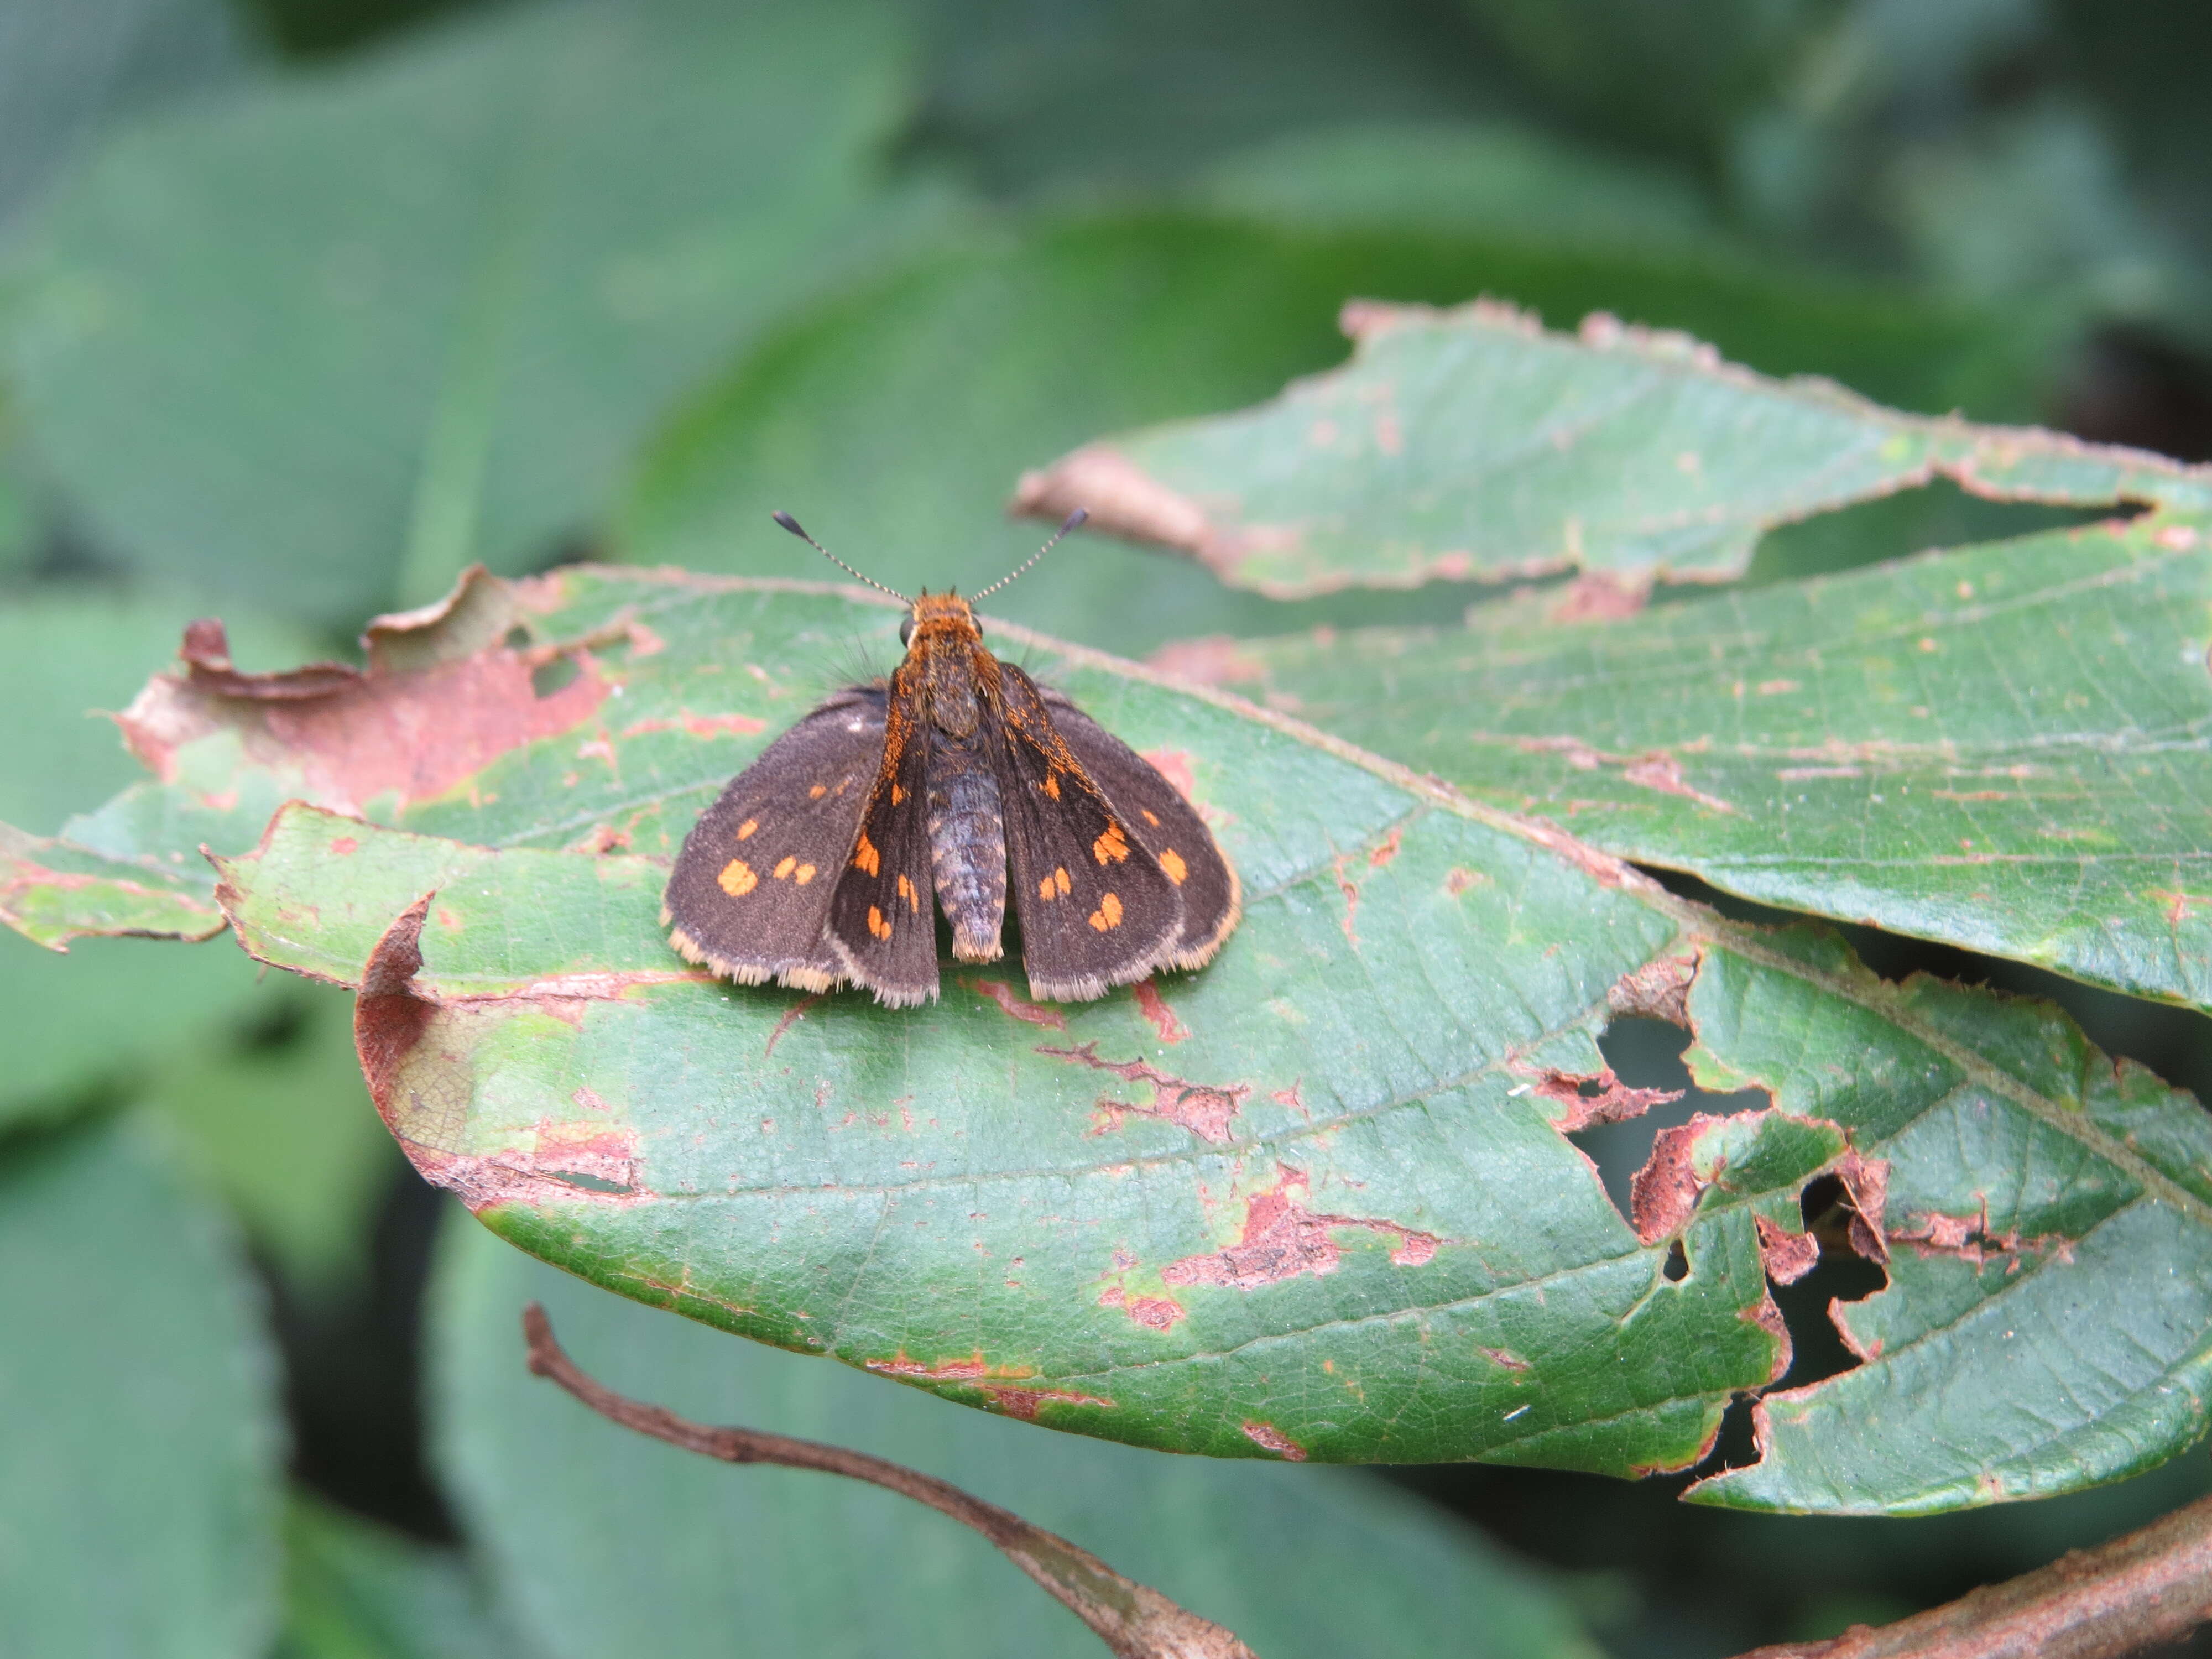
<box><xmin>662</xmin><ymin>688</ymin><xmax>882</xmax><ymax>992</ymax></box>
<box><xmin>823</xmin><ymin>682</ymin><xmax>941</xmax><ymax>1007</ymax></box>
<box><xmin>994</xmin><ymin>663</ymin><xmax>1182</xmax><ymax>1001</ymax></box>
<box><xmin>1039</xmin><ymin>687</ymin><xmax>1240</xmax><ymax>971</ymax></box>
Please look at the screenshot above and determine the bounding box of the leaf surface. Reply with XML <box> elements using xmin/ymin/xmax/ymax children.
<box><xmin>435</xmin><ymin>1218</ymin><xmax>1603</xmax><ymax>1659</ymax></box>
<box><xmin>1230</xmin><ymin>509</ymin><xmax>2212</xmax><ymax>1009</ymax></box>
<box><xmin>36</xmin><ymin>564</ymin><xmax>2193</xmax><ymax>1505</ymax></box>
<box><xmin>0</xmin><ymin>1116</ymin><xmax>284</xmax><ymax>1656</ymax></box>
<box><xmin>1011</xmin><ymin>298</ymin><xmax>2205</xmax><ymax>597</ymax></box>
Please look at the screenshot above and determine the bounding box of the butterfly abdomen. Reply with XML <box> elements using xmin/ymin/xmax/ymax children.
<box><xmin>927</xmin><ymin>737</ymin><xmax>1007</xmax><ymax>961</ymax></box>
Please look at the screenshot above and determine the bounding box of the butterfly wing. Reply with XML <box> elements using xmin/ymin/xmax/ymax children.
<box><xmin>661</xmin><ymin>687</ymin><xmax>881</xmax><ymax>993</ymax></box>
<box><xmin>1039</xmin><ymin>686</ymin><xmax>1240</xmax><ymax>972</ymax></box>
<box><xmin>822</xmin><ymin>681</ymin><xmax>942</xmax><ymax>1007</ymax></box>
<box><xmin>993</xmin><ymin>662</ymin><xmax>1183</xmax><ymax>1001</ymax></box>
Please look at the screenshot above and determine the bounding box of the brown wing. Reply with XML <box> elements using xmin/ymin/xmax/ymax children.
<box><xmin>823</xmin><ymin>679</ymin><xmax>941</xmax><ymax>1008</ymax></box>
<box><xmin>992</xmin><ymin>662</ymin><xmax>1183</xmax><ymax>1002</ymax></box>
<box><xmin>1039</xmin><ymin>686</ymin><xmax>1240</xmax><ymax>972</ymax></box>
<box><xmin>662</xmin><ymin>688</ymin><xmax>881</xmax><ymax>993</ymax></box>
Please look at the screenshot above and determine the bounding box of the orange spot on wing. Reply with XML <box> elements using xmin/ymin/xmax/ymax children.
<box><xmin>1041</xmin><ymin>773</ymin><xmax>1061</xmax><ymax>800</ymax></box>
<box><xmin>868</xmin><ymin>905</ymin><xmax>893</xmax><ymax>941</ymax></box>
<box><xmin>1160</xmin><ymin>848</ymin><xmax>1187</xmax><ymax>885</ymax></box>
<box><xmin>1141</xmin><ymin>809</ymin><xmax>1159</xmax><ymax>827</ymax></box>
<box><xmin>1053</xmin><ymin>866</ymin><xmax>1071</xmax><ymax>895</ymax></box>
<box><xmin>809</xmin><ymin>784</ymin><xmax>826</xmax><ymax>799</ymax></box>
<box><xmin>718</xmin><ymin>859</ymin><xmax>757</xmax><ymax>896</ymax></box>
<box><xmin>774</xmin><ymin>856</ymin><xmax>796</xmax><ymax>879</ymax></box>
<box><xmin>1088</xmin><ymin>892</ymin><xmax>1123</xmax><ymax>931</ymax></box>
<box><xmin>737</xmin><ymin>818</ymin><xmax>758</xmax><ymax>839</ymax></box>
<box><xmin>795</xmin><ymin>864</ymin><xmax>816</xmax><ymax>884</ymax></box>
<box><xmin>854</xmin><ymin>833</ymin><xmax>881</xmax><ymax>875</ymax></box>
<box><xmin>891</xmin><ymin>783</ymin><xmax>906</xmax><ymax>804</ymax></box>
<box><xmin>897</xmin><ymin>873</ymin><xmax>921</xmax><ymax>912</ymax></box>
<box><xmin>1037</xmin><ymin>874</ymin><xmax>1057</xmax><ymax>901</ymax></box>
<box><xmin>1093</xmin><ymin>825</ymin><xmax>1130</xmax><ymax>865</ymax></box>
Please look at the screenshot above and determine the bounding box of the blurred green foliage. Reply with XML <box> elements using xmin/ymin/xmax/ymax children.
<box><xmin>1</xmin><ymin>1</ymin><xmax>2207</xmax><ymax>1655</ymax></box>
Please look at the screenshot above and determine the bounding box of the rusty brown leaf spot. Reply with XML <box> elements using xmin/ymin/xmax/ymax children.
<box><xmin>1526</xmin><ymin>1064</ymin><xmax>1683</xmax><ymax>1134</ymax></box>
<box><xmin>351</xmin><ymin>896</ymin><xmax>659</xmax><ymax>1210</ymax></box>
<box><xmin>177</xmin><ymin>617</ymin><xmax>362</xmax><ymax>699</ymax></box>
<box><xmin>1097</xmin><ymin>1285</ymin><xmax>1188</xmax><ymax>1331</ymax></box>
<box><xmin>966</xmin><ymin>978</ymin><xmax>1068</xmax><ymax>1031</ymax></box>
<box><xmin>1506</xmin><ymin>812</ymin><xmax>1652</xmax><ymax>891</ymax></box>
<box><xmin>1630</xmin><ymin>1114</ymin><xmax>1724</xmax><ymax>1244</ymax></box>
<box><xmin>1038</xmin><ymin>1040</ymin><xmax>1249</xmax><ymax>1144</ymax></box>
<box><xmin>355</xmin><ymin>894</ymin><xmax>438</xmax><ymax>1119</ymax></box>
<box><xmin>1608</xmin><ymin>952</ymin><xmax>1700</xmax><ymax>1025</ymax></box>
<box><xmin>1834</xmin><ymin>1149</ymin><xmax>1891</xmax><ymax>1264</ymax></box>
<box><xmin>1131</xmin><ymin>979</ymin><xmax>1190</xmax><ymax>1044</ymax></box>
<box><xmin>864</xmin><ymin>1351</ymin><xmax>1114</xmax><ymax>1420</ymax></box>
<box><xmin>1741</xmin><ymin>1288</ymin><xmax>1794</xmax><ymax>1385</ymax></box>
<box><xmin>1549</xmin><ymin>572</ymin><xmax>1652</xmax><ymax>623</ymax></box>
<box><xmin>1161</xmin><ymin>1166</ymin><xmax>1439</xmax><ymax>1290</ymax></box>
<box><xmin>1238</xmin><ymin>1420</ymin><xmax>1310</xmax><ymax>1460</ymax></box>
<box><xmin>1145</xmin><ymin>635</ymin><xmax>1269</xmax><ymax>687</ymax></box>
<box><xmin>1754</xmin><ymin>1214</ymin><xmax>1821</xmax><ymax>1286</ymax></box>
<box><xmin>127</xmin><ymin>604</ymin><xmax>609</xmax><ymax>815</ymax></box>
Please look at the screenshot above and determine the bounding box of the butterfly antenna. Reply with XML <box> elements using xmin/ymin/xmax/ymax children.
<box><xmin>771</xmin><ymin>511</ymin><xmax>910</xmax><ymax>603</ymax></box>
<box><xmin>971</xmin><ymin>508</ymin><xmax>1087</xmax><ymax>602</ymax></box>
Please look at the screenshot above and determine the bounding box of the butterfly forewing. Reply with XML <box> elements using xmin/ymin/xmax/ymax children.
<box><xmin>823</xmin><ymin>687</ymin><xmax>941</xmax><ymax>1006</ymax></box>
<box><xmin>1039</xmin><ymin>687</ymin><xmax>1240</xmax><ymax>971</ymax></box>
<box><xmin>993</xmin><ymin>663</ymin><xmax>1182</xmax><ymax>1001</ymax></box>
<box><xmin>661</xmin><ymin>688</ymin><xmax>882</xmax><ymax>992</ymax></box>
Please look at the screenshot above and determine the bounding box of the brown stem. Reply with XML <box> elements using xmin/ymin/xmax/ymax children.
<box><xmin>1732</xmin><ymin>1490</ymin><xmax>2212</xmax><ymax>1659</ymax></box>
<box><xmin>520</xmin><ymin>1303</ymin><xmax>1258</xmax><ymax>1659</ymax></box>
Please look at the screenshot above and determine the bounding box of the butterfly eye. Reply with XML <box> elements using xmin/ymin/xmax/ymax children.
<box><xmin>899</xmin><ymin>615</ymin><xmax>915</xmax><ymax>646</ymax></box>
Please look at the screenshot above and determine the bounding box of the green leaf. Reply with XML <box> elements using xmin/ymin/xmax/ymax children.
<box><xmin>276</xmin><ymin>1493</ymin><xmax>524</xmax><ymax>1659</ymax></box>
<box><xmin>0</xmin><ymin>820</ymin><xmax>225</xmax><ymax>946</ymax></box>
<box><xmin>1682</xmin><ymin>927</ymin><xmax>2212</xmax><ymax>1514</ymax></box>
<box><xmin>1011</xmin><ymin>298</ymin><xmax>2205</xmax><ymax>598</ymax></box>
<box><xmin>1</xmin><ymin>0</ymin><xmax>936</xmax><ymax>620</ymax></box>
<box><xmin>0</xmin><ymin>1114</ymin><xmax>285</xmax><ymax>1655</ymax></box>
<box><xmin>910</xmin><ymin>0</ymin><xmax>1512</xmax><ymax>196</ymax></box>
<box><xmin>86</xmin><ymin>564</ymin><xmax>2202</xmax><ymax>1506</ymax></box>
<box><xmin>1188</xmin><ymin>120</ymin><xmax>1721</xmax><ymax>250</ymax></box>
<box><xmin>0</xmin><ymin>0</ymin><xmax>254</xmax><ymax>232</ymax></box>
<box><xmin>434</xmin><ymin>1217</ymin><xmax>1604</xmax><ymax>1659</ymax></box>
<box><xmin>1228</xmin><ymin>508</ymin><xmax>2212</xmax><ymax>1010</ymax></box>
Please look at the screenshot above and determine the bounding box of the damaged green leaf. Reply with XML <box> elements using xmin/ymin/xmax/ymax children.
<box><xmin>1220</xmin><ymin>507</ymin><xmax>2212</xmax><ymax>1010</ymax></box>
<box><xmin>1013</xmin><ymin>298</ymin><xmax>2209</xmax><ymax>598</ymax></box>
<box><xmin>37</xmin><ymin>565</ymin><xmax>2200</xmax><ymax>1507</ymax></box>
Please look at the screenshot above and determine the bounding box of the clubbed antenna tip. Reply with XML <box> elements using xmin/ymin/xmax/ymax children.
<box><xmin>769</xmin><ymin>510</ymin><xmax>908</xmax><ymax>603</ymax></box>
<box><xmin>973</xmin><ymin>507</ymin><xmax>1089</xmax><ymax>601</ymax></box>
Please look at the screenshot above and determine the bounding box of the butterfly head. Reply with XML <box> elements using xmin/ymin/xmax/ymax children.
<box><xmin>900</xmin><ymin>591</ymin><xmax>981</xmax><ymax>651</ymax></box>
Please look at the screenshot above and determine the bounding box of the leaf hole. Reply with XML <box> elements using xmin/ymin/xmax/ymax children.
<box><xmin>1571</xmin><ymin>1017</ymin><xmax>1766</xmax><ymax>1227</ymax></box>
<box><xmin>542</xmin><ymin>1169</ymin><xmax>633</xmax><ymax>1196</ymax></box>
<box><xmin>1661</xmin><ymin>1239</ymin><xmax>1689</xmax><ymax>1282</ymax></box>
<box><xmin>502</xmin><ymin>625</ymin><xmax>533</xmax><ymax>650</ymax></box>
<box><xmin>1743</xmin><ymin>477</ymin><xmax>2118</xmax><ymax>588</ymax></box>
<box><xmin>531</xmin><ymin>654</ymin><xmax>582</xmax><ymax>698</ymax></box>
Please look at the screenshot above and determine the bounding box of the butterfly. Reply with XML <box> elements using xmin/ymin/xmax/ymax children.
<box><xmin>662</xmin><ymin>510</ymin><xmax>1240</xmax><ymax>1008</ymax></box>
